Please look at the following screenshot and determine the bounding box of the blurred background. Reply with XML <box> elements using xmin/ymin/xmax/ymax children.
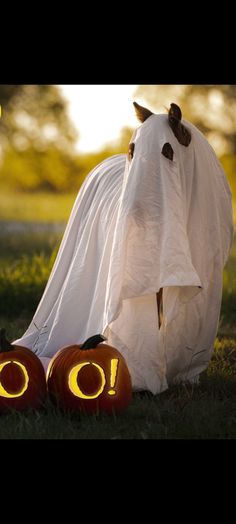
<box><xmin>0</xmin><ymin>85</ymin><xmax>235</xmax><ymax>336</ymax></box>
<box><xmin>0</xmin><ymin>84</ymin><xmax>235</xmax><ymax>218</ymax></box>
<box><xmin>0</xmin><ymin>85</ymin><xmax>235</xmax><ymax>440</ymax></box>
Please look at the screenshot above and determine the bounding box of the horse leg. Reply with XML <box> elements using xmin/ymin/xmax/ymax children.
<box><xmin>156</xmin><ymin>288</ymin><xmax>163</xmax><ymax>329</ymax></box>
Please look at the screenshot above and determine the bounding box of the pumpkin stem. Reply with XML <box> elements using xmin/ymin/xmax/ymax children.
<box><xmin>0</xmin><ymin>329</ymin><xmax>13</xmax><ymax>353</ymax></box>
<box><xmin>80</xmin><ymin>334</ymin><xmax>107</xmax><ymax>350</ymax></box>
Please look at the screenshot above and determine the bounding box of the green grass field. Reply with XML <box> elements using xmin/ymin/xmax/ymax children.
<box><xmin>0</xmin><ymin>192</ymin><xmax>236</xmax><ymax>439</ymax></box>
<box><xmin>0</xmin><ymin>192</ymin><xmax>77</xmax><ymax>222</ymax></box>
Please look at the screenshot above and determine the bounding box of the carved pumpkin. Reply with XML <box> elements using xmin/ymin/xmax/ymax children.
<box><xmin>0</xmin><ymin>329</ymin><xmax>47</xmax><ymax>411</ymax></box>
<box><xmin>46</xmin><ymin>334</ymin><xmax>132</xmax><ymax>414</ymax></box>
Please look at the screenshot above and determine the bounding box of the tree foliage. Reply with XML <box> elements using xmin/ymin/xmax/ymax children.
<box><xmin>0</xmin><ymin>86</ymin><xmax>136</xmax><ymax>193</ymax></box>
<box><xmin>0</xmin><ymin>85</ymin><xmax>78</xmax><ymax>156</ymax></box>
<box><xmin>0</xmin><ymin>147</ymin><xmax>85</xmax><ymax>193</ymax></box>
<box><xmin>135</xmin><ymin>85</ymin><xmax>236</xmax><ymax>155</ymax></box>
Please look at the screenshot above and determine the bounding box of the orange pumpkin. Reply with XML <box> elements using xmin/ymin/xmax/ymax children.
<box><xmin>46</xmin><ymin>334</ymin><xmax>132</xmax><ymax>414</ymax></box>
<box><xmin>0</xmin><ymin>329</ymin><xmax>47</xmax><ymax>411</ymax></box>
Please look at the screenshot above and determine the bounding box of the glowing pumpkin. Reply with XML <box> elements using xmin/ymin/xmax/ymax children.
<box><xmin>46</xmin><ymin>334</ymin><xmax>132</xmax><ymax>414</ymax></box>
<box><xmin>0</xmin><ymin>328</ymin><xmax>47</xmax><ymax>411</ymax></box>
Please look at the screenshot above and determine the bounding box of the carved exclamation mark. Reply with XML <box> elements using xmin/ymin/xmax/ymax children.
<box><xmin>108</xmin><ymin>359</ymin><xmax>119</xmax><ymax>396</ymax></box>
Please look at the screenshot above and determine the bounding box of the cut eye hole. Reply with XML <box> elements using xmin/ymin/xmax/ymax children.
<box><xmin>162</xmin><ymin>143</ymin><xmax>174</xmax><ymax>161</ymax></box>
<box><xmin>128</xmin><ymin>142</ymin><xmax>135</xmax><ymax>161</ymax></box>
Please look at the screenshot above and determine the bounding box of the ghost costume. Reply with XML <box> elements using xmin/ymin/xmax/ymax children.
<box><xmin>13</xmin><ymin>114</ymin><xmax>234</xmax><ymax>394</ymax></box>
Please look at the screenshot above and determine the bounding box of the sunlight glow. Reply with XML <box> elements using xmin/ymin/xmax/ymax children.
<box><xmin>59</xmin><ymin>85</ymin><xmax>139</xmax><ymax>153</ymax></box>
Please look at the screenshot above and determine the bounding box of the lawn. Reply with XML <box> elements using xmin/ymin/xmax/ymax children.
<box><xmin>0</xmin><ymin>192</ymin><xmax>77</xmax><ymax>222</ymax></box>
<box><xmin>0</xmin><ymin>192</ymin><xmax>236</xmax><ymax>439</ymax></box>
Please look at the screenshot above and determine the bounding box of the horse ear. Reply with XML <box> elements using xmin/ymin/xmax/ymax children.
<box><xmin>168</xmin><ymin>103</ymin><xmax>191</xmax><ymax>146</ymax></box>
<box><xmin>169</xmin><ymin>103</ymin><xmax>182</xmax><ymax>121</ymax></box>
<box><xmin>133</xmin><ymin>101</ymin><xmax>153</xmax><ymax>123</ymax></box>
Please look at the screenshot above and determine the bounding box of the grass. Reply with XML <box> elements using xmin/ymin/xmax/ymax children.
<box><xmin>0</xmin><ymin>337</ymin><xmax>236</xmax><ymax>439</ymax></box>
<box><xmin>0</xmin><ymin>192</ymin><xmax>76</xmax><ymax>222</ymax></box>
<box><xmin>2</xmin><ymin>189</ymin><xmax>232</xmax><ymax>227</ymax></box>
<box><xmin>221</xmin><ymin>231</ymin><xmax>236</xmax><ymax>332</ymax></box>
<box><xmin>0</xmin><ymin>195</ymin><xmax>236</xmax><ymax>439</ymax></box>
<box><xmin>0</xmin><ymin>232</ymin><xmax>61</xmax><ymax>317</ymax></box>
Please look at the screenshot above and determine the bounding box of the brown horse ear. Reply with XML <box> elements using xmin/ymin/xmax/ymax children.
<box><xmin>168</xmin><ymin>103</ymin><xmax>191</xmax><ymax>146</ymax></box>
<box><xmin>169</xmin><ymin>103</ymin><xmax>182</xmax><ymax>121</ymax></box>
<box><xmin>133</xmin><ymin>101</ymin><xmax>153</xmax><ymax>123</ymax></box>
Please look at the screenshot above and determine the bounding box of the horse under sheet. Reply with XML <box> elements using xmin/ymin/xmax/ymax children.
<box><xmin>13</xmin><ymin>114</ymin><xmax>234</xmax><ymax>393</ymax></box>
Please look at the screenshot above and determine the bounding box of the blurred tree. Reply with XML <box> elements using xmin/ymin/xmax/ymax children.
<box><xmin>135</xmin><ymin>85</ymin><xmax>236</xmax><ymax>155</ymax></box>
<box><xmin>0</xmin><ymin>85</ymin><xmax>81</xmax><ymax>192</ymax></box>
<box><xmin>115</xmin><ymin>126</ymin><xmax>135</xmax><ymax>151</ymax></box>
<box><xmin>221</xmin><ymin>154</ymin><xmax>236</xmax><ymax>199</ymax></box>
<box><xmin>95</xmin><ymin>126</ymin><xmax>135</xmax><ymax>157</ymax></box>
<box><xmin>0</xmin><ymin>85</ymin><xmax>78</xmax><ymax>157</ymax></box>
<box><xmin>71</xmin><ymin>126</ymin><xmax>135</xmax><ymax>193</ymax></box>
<box><xmin>0</xmin><ymin>146</ymin><xmax>83</xmax><ymax>193</ymax></box>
